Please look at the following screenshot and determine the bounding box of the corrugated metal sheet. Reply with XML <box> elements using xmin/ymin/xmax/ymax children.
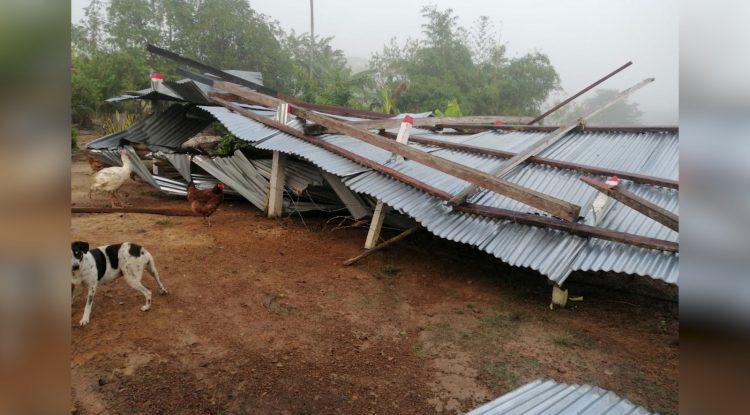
<box><xmin>251</xmin><ymin>128</ymin><xmax>679</xmax><ymax>285</ymax></box>
<box><xmin>86</xmin><ymin>105</ymin><xmax>211</xmax><ymax>151</ymax></box>
<box><xmin>467</xmin><ymin>378</ymin><xmax>655</xmax><ymax>415</ymax></box>
<box><xmin>197</xmin><ymin>105</ymin><xmax>304</xmax><ymax>143</ymax></box>
<box><xmin>192</xmin><ymin>151</ymin><xmax>269</xmax><ymax>210</ymax></box>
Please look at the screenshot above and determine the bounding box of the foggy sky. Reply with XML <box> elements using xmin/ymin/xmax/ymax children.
<box><xmin>71</xmin><ymin>0</ymin><xmax>678</xmax><ymax>124</ymax></box>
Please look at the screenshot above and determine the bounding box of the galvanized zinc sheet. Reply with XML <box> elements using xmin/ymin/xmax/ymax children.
<box><xmin>466</xmin><ymin>378</ymin><xmax>655</xmax><ymax>415</ymax></box>
<box><xmin>197</xmin><ymin>105</ymin><xmax>304</xmax><ymax>143</ymax></box>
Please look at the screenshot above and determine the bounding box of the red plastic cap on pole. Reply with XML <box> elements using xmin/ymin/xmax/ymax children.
<box><xmin>402</xmin><ymin>115</ymin><xmax>414</xmax><ymax>124</ymax></box>
<box><xmin>608</xmin><ymin>175</ymin><xmax>620</xmax><ymax>183</ymax></box>
<box><xmin>150</xmin><ymin>72</ymin><xmax>164</xmax><ymax>80</ymax></box>
<box><xmin>494</xmin><ymin>120</ymin><xmax>504</xmax><ymax>126</ymax></box>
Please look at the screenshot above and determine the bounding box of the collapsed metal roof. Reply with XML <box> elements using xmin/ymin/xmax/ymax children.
<box><xmin>467</xmin><ymin>378</ymin><xmax>656</xmax><ymax>415</ymax></box>
<box><xmin>86</xmin><ymin>102</ymin><xmax>679</xmax><ymax>286</ymax></box>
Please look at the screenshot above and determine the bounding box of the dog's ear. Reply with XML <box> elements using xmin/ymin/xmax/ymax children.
<box><xmin>72</xmin><ymin>241</ymin><xmax>89</xmax><ymax>253</ymax></box>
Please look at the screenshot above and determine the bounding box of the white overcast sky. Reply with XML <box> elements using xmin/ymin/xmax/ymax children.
<box><xmin>71</xmin><ymin>0</ymin><xmax>678</xmax><ymax>124</ymax></box>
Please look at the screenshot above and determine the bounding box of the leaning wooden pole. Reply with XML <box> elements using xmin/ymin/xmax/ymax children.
<box><xmin>527</xmin><ymin>61</ymin><xmax>633</xmax><ymax>125</ymax></box>
<box><xmin>344</xmin><ymin>226</ymin><xmax>421</xmax><ymax>266</ymax></box>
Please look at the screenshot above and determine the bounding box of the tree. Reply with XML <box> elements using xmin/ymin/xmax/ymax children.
<box><xmin>366</xmin><ymin>6</ymin><xmax>560</xmax><ymax>116</ymax></box>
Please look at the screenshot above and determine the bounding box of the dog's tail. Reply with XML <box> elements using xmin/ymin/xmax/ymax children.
<box><xmin>144</xmin><ymin>251</ymin><xmax>169</xmax><ymax>295</ymax></box>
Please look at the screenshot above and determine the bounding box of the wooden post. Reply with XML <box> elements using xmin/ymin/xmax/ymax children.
<box><xmin>391</xmin><ymin>115</ymin><xmax>413</xmax><ymax>162</ymax></box>
<box><xmin>365</xmin><ymin>201</ymin><xmax>388</xmax><ymax>249</ymax></box>
<box><xmin>267</xmin><ymin>103</ymin><xmax>290</xmax><ymax>218</ymax></box>
<box><xmin>550</xmin><ymin>285</ymin><xmax>569</xmax><ymax>309</ymax></box>
<box><xmin>268</xmin><ymin>151</ymin><xmax>286</xmax><ymax>218</ymax></box>
<box><xmin>322</xmin><ymin>172</ymin><xmax>369</xmax><ymax>219</ymax></box>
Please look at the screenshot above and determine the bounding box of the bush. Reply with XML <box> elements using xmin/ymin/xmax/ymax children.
<box><xmin>71</xmin><ymin>127</ymin><xmax>78</xmax><ymax>149</ymax></box>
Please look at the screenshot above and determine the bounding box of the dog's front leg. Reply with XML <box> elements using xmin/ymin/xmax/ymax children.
<box><xmin>79</xmin><ymin>283</ymin><xmax>97</xmax><ymax>326</ymax></box>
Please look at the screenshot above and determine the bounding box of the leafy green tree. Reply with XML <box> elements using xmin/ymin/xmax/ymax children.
<box><xmin>281</xmin><ymin>31</ymin><xmax>352</xmax><ymax>105</ymax></box>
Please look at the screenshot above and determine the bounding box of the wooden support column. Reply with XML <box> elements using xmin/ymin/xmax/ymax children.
<box><xmin>268</xmin><ymin>103</ymin><xmax>289</xmax><ymax>218</ymax></box>
<box><xmin>268</xmin><ymin>151</ymin><xmax>286</xmax><ymax>218</ymax></box>
<box><xmin>365</xmin><ymin>201</ymin><xmax>388</xmax><ymax>249</ymax></box>
<box><xmin>550</xmin><ymin>285</ymin><xmax>569</xmax><ymax>309</ymax></box>
<box><xmin>322</xmin><ymin>172</ymin><xmax>369</xmax><ymax>219</ymax></box>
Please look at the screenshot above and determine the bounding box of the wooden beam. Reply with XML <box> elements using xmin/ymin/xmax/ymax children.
<box><xmin>267</xmin><ymin>151</ymin><xmax>286</xmax><ymax>218</ymax></box>
<box><xmin>210</xmin><ymin>86</ymin><xmax>581</xmax><ymax>221</ymax></box>
<box><xmin>457</xmin><ymin>203</ymin><xmax>678</xmax><ymax>252</ymax></box>
<box><xmin>322</xmin><ymin>172</ymin><xmax>370</xmax><ymax>220</ymax></box>
<box><xmin>365</xmin><ymin>201</ymin><xmax>388</xmax><ymax>249</ymax></box>
<box><xmin>344</xmin><ymin>226</ymin><xmax>421</xmax><ymax>266</ymax></box>
<box><xmin>72</xmin><ymin>207</ymin><xmax>199</xmax><ymax>216</ymax></box>
<box><xmin>527</xmin><ymin>61</ymin><xmax>633</xmax><ymax>125</ymax></box>
<box><xmin>435</xmin><ymin>125</ymin><xmax>678</xmax><ymax>133</ymax></box>
<box><xmin>448</xmin><ymin>78</ymin><xmax>656</xmax><ymax>205</ymax></box>
<box><xmin>379</xmin><ymin>131</ymin><xmax>679</xmax><ymax>189</ymax></box>
<box><xmin>347</xmin><ymin>115</ymin><xmax>533</xmax><ymax>130</ymax></box>
<box><xmin>580</xmin><ymin>177</ymin><xmax>679</xmax><ymax>231</ymax></box>
<box><xmin>209</xmin><ymin>96</ymin><xmax>676</xmax><ymax>252</ymax></box>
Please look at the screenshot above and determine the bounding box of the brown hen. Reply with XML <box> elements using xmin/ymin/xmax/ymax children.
<box><xmin>187</xmin><ymin>181</ymin><xmax>224</xmax><ymax>226</ymax></box>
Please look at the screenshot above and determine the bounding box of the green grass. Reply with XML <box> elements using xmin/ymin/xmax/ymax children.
<box><xmin>155</xmin><ymin>219</ymin><xmax>175</xmax><ymax>226</ymax></box>
<box><xmin>550</xmin><ymin>332</ymin><xmax>591</xmax><ymax>348</ymax></box>
<box><xmin>262</xmin><ymin>293</ymin><xmax>290</xmax><ymax>316</ymax></box>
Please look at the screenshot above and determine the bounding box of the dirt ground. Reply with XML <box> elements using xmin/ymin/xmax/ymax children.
<box><xmin>71</xmin><ymin>132</ymin><xmax>678</xmax><ymax>414</ymax></box>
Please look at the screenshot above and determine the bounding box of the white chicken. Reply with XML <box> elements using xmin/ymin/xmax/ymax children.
<box><xmin>89</xmin><ymin>147</ymin><xmax>133</xmax><ymax>207</ymax></box>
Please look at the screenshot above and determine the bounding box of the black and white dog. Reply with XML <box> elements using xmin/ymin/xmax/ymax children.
<box><xmin>71</xmin><ymin>241</ymin><xmax>168</xmax><ymax>326</ymax></box>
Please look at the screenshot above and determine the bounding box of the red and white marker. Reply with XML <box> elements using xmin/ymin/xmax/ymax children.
<box><xmin>395</xmin><ymin>115</ymin><xmax>414</xmax><ymax>145</ymax></box>
<box><xmin>605</xmin><ymin>175</ymin><xmax>620</xmax><ymax>186</ymax></box>
<box><xmin>150</xmin><ymin>72</ymin><xmax>164</xmax><ymax>91</ymax></box>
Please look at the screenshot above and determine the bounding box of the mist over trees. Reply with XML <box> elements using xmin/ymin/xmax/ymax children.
<box><xmin>545</xmin><ymin>89</ymin><xmax>643</xmax><ymax>126</ymax></box>
<box><xmin>72</xmin><ymin>1</ymin><xmax>562</xmax><ymax>125</ymax></box>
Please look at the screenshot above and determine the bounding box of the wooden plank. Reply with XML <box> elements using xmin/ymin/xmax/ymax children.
<box><xmin>435</xmin><ymin>125</ymin><xmax>678</xmax><ymax>133</ymax></box>
<box><xmin>344</xmin><ymin>226</ymin><xmax>421</xmax><ymax>266</ymax></box>
<box><xmin>379</xmin><ymin>131</ymin><xmax>679</xmax><ymax>189</ymax></box>
<box><xmin>210</xmin><ymin>86</ymin><xmax>582</xmax><ymax>221</ymax></box>
<box><xmin>72</xmin><ymin>207</ymin><xmax>199</xmax><ymax>216</ymax></box>
<box><xmin>347</xmin><ymin>115</ymin><xmax>533</xmax><ymax>130</ymax></box>
<box><xmin>580</xmin><ymin>177</ymin><xmax>679</xmax><ymax>231</ymax></box>
<box><xmin>267</xmin><ymin>151</ymin><xmax>286</xmax><ymax>218</ymax></box>
<box><xmin>365</xmin><ymin>201</ymin><xmax>388</xmax><ymax>249</ymax></box>
<box><xmin>322</xmin><ymin>172</ymin><xmax>370</xmax><ymax>220</ymax></box>
<box><xmin>457</xmin><ymin>203</ymin><xmax>678</xmax><ymax>252</ymax></box>
<box><xmin>448</xmin><ymin>78</ymin><xmax>656</xmax><ymax>205</ymax></box>
<box><xmin>527</xmin><ymin>61</ymin><xmax>632</xmax><ymax>125</ymax></box>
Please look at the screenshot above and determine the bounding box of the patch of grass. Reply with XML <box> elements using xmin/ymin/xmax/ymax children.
<box><xmin>381</xmin><ymin>263</ymin><xmax>398</xmax><ymax>275</ymax></box>
<box><xmin>155</xmin><ymin>219</ymin><xmax>175</xmax><ymax>226</ymax></box>
<box><xmin>482</xmin><ymin>355</ymin><xmax>541</xmax><ymax>388</ymax></box>
<box><xmin>262</xmin><ymin>293</ymin><xmax>290</xmax><ymax>316</ymax></box>
<box><xmin>71</xmin><ymin>127</ymin><xmax>78</xmax><ymax>149</ymax></box>
<box><xmin>338</xmin><ymin>393</ymin><xmax>349</xmax><ymax>402</ymax></box>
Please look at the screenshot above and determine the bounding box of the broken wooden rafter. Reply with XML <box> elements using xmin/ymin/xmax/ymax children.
<box><xmin>344</xmin><ymin>226</ymin><xmax>421</xmax><ymax>266</ymax></box>
<box><xmin>580</xmin><ymin>177</ymin><xmax>679</xmax><ymax>231</ymax></box>
<box><xmin>527</xmin><ymin>61</ymin><xmax>633</xmax><ymax>125</ymax></box>
<box><xmin>210</xmin><ymin>84</ymin><xmax>581</xmax><ymax>221</ymax></box>
<box><xmin>150</xmin><ymin>44</ymin><xmax>389</xmax><ymax>119</ymax></box>
<box><xmin>457</xmin><ymin>204</ymin><xmax>678</xmax><ymax>252</ymax></box>
<box><xmin>378</xmin><ymin>131</ymin><xmax>678</xmax><ymax>189</ymax></box>
<box><xmin>448</xmin><ymin>78</ymin><xmax>656</xmax><ymax>206</ymax></box>
<box><xmin>210</xmin><ymin>97</ymin><xmax>676</xmax><ymax>253</ymax></box>
<box><xmin>345</xmin><ymin>115</ymin><xmax>534</xmax><ymax>131</ymax></box>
